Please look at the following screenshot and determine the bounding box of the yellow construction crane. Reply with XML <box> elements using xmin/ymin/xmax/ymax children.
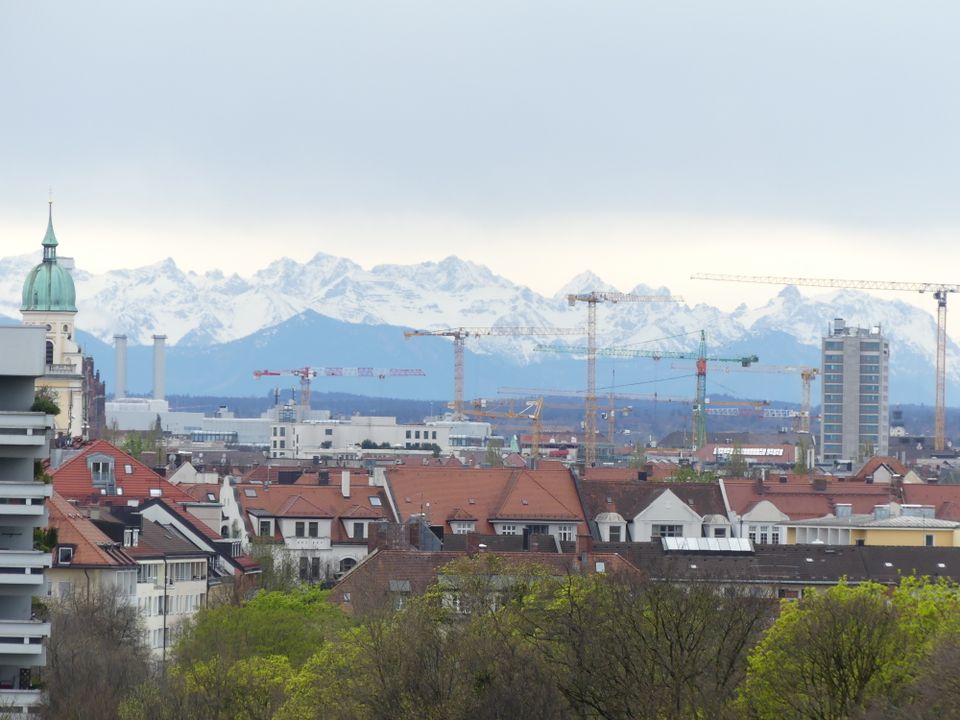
<box><xmin>403</xmin><ymin>326</ymin><xmax>582</xmax><ymax>421</ymax></box>
<box><xmin>670</xmin><ymin>362</ymin><xmax>819</xmax><ymax>433</ymax></box>
<box><xmin>464</xmin><ymin>398</ymin><xmax>544</xmax><ymax>459</ymax></box>
<box><xmin>565</xmin><ymin>292</ymin><xmax>683</xmax><ymax>465</ymax></box>
<box><xmin>692</xmin><ymin>272</ymin><xmax>959</xmax><ymax>450</ymax></box>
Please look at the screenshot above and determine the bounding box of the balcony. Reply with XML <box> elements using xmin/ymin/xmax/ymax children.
<box><xmin>0</xmin><ymin>621</ymin><xmax>50</xmax><ymax>656</ymax></box>
<box><xmin>0</xmin><ymin>688</ymin><xmax>41</xmax><ymax>714</ymax></box>
<box><xmin>0</xmin><ymin>552</ymin><xmax>51</xmax><ymax>587</ymax></box>
<box><xmin>284</xmin><ymin>536</ymin><xmax>330</xmax><ymax>551</ymax></box>
<box><xmin>0</xmin><ymin>413</ymin><xmax>50</xmax><ymax>450</ymax></box>
<box><xmin>0</xmin><ymin>485</ymin><xmax>51</xmax><ymax>518</ymax></box>
<box><xmin>45</xmin><ymin>363</ymin><xmax>80</xmax><ymax>377</ymax></box>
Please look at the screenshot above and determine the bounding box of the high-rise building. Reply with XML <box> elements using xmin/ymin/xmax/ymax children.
<box><xmin>820</xmin><ymin>318</ymin><xmax>889</xmax><ymax>463</ymax></box>
<box><xmin>0</xmin><ymin>325</ymin><xmax>54</xmax><ymax>714</ymax></box>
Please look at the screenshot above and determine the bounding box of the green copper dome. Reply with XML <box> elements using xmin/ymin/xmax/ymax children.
<box><xmin>20</xmin><ymin>203</ymin><xmax>77</xmax><ymax>313</ymax></box>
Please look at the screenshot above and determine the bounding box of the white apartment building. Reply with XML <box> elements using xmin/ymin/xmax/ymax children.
<box><xmin>0</xmin><ymin>326</ymin><xmax>54</xmax><ymax>716</ymax></box>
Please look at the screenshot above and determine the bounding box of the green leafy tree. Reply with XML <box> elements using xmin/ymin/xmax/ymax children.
<box><xmin>738</xmin><ymin>581</ymin><xmax>906</xmax><ymax>720</ymax></box>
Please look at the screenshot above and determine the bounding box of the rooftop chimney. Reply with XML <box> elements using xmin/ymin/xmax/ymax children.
<box><xmin>114</xmin><ymin>335</ymin><xmax>128</xmax><ymax>399</ymax></box>
<box><xmin>341</xmin><ymin>470</ymin><xmax>351</xmax><ymax>499</ymax></box>
<box><xmin>152</xmin><ymin>335</ymin><xmax>167</xmax><ymax>401</ymax></box>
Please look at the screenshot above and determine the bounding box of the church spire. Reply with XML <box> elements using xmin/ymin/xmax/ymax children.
<box><xmin>42</xmin><ymin>199</ymin><xmax>58</xmax><ymax>262</ymax></box>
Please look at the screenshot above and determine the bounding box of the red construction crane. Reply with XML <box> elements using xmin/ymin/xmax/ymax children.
<box><xmin>693</xmin><ymin>272</ymin><xmax>959</xmax><ymax>450</ymax></box>
<box><xmin>253</xmin><ymin>366</ymin><xmax>425</xmax><ymax>418</ymax></box>
<box><xmin>403</xmin><ymin>326</ymin><xmax>583</xmax><ymax>421</ymax></box>
<box><xmin>565</xmin><ymin>292</ymin><xmax>684</xmax><ymax>465</ymax></box>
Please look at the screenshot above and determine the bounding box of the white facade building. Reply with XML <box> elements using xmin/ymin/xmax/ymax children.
<box><xmin>0</xmin><ymin>326</ymin><xmax>54</xmax><ymax>716</ymax></box>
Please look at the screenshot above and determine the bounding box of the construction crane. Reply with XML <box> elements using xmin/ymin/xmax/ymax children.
<box><xmin>497</xmin><ymin>386</ymin><xmax>693</xmax><ymax>443</ymax></box>
<box><xmin>403</xmin><ymin>326</ymin><xmax>582</xmax><ymax>421</ymax></box>
<box><xmin>253</xmin><ymin>367</ymin><xmax>426</xmax><ymax>419</ymax></box>
<box><xmin>464</xmin><ymin>398</ymin><xmax>544</xmax><ymax>459</ymax></box>
<box><xmin>565</xmin><ymin>292</ymin><xmax>684</xmax><ymax>465</ymax></box>
<box><xmin>537</xmin><ymin>331</ymin><xmax>758</xmax><ymax>450</ymax></box>
<box><xmin>693</xmin><ymin>272</ymin><xmax>960</xmax><ymax>451</ymax></box>
<box><xmin>671</xmin><ymin>362</ymin><xmax>819</xmax><ymax>433</ymax></box>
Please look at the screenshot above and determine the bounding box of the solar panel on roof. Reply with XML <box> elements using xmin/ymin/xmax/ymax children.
<box><xmin>661</xmin><ymin>537</ymin><xmax>753</xmax><ymax>553</ymax></box>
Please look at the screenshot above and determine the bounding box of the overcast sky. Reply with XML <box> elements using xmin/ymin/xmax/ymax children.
<box><xmin>1</xmin><ymin>1</ymin><xmax>958</xmax><ymax>316</ymax></box>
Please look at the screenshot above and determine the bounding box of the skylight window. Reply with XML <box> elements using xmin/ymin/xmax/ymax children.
<box><xmin>369</xmin><ymin>496</ymin><xmax>382</xmax><ymax>507</ymax></box>
<box><xmin>207</xmin><ymin>493</ymin><xmax>216</xmax><ymax>502</ymax></box>
<box><xmin>149</xmin><ymin>488</ymin><xmax>162</xmax><ymax>498</ymax></box>
<box><xmin>244</xmin><ymin>489</ymin><xmax>258</xmax><ymax>498</ymax></box>
<box><xmin>124</xmin><ymin>464</ymin><xmax>133</xmax><ymax>475</ymax></box>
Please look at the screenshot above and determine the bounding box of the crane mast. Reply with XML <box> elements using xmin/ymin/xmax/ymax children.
<box><xmin>537</xmin><ymin>330</ymin><xmax>757</xmax><ymax>451</ymax></box>
<box><xmin>693</xmin><ymin>272</ymin><xmax>960</xmax><ymax>451</ymax></box>
<box><xmin>404</xmin><ymin>326</ymin><xmax>583</xmax><ymax>421</ymax></box>
<box><xmin>565</xmin><ymin>291</ymin><xmax>683</xmax><ymax>465</ymax></box>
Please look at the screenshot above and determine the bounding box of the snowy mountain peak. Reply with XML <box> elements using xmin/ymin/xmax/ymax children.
<box><xmin>553</xmin><ymin>271</ymin><xmax>619</xmax><ymax>299</ymax></box>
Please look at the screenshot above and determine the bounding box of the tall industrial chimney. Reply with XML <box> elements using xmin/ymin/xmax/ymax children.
<box><xmin>152</xmin><ymin>335</ymin><xmax>167</xmax><ymax>401</ymax></box>
<box><xmin>114</xmin><ymin>335</ymin><xmax>127</xmax><ymax>400</ymax></box>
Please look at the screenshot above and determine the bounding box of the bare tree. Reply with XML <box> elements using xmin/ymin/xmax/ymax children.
<box><xmin>40</xmin><ymin>589</ymin><xmax>151</xmax><ymax>720</ymax></box>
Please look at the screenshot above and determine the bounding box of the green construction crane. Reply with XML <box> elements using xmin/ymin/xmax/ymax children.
<box><xmin>536</xmin><ymin>331</ymin><xmax>758</xmax><ymax>450</ymax></box>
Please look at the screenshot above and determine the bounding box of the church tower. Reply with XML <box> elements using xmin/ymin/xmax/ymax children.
<box><xmin>20</xmin><ymin>202</ymin><xmax>85</xmax><ymax>439</ymax></box>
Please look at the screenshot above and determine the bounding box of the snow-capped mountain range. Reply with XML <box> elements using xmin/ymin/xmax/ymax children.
<box><xmin>0</xmin><ymin>250</ymin><xmax>956</xmax><ymax>403</ymax></box>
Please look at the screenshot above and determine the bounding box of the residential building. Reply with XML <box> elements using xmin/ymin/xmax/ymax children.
<box><xmin>580</xmin><ymin>480</ymin><xmax>729</xmax><ymax>542</ymax></box>
<box><xmin>722</xmin><ymin>477</ymin><xmax>896</xmax><ymax>543</ymax></box>
<box><xmin>0</xmin><ymin>326</ymin><xmax>54</xmax><ymax>715</ymax></box>
<box><xmin>821</xmin><ymin>318</ymin><xmax>889</xmax><ymax>463</ymax></box>
<box><xmin>382</xmin><ymin>466</ymin><xmax>588</xmax><ymax>544</ymax></box>
<box><xmin>45</xmin><ymin>492</ymin><xmax>137</xmax><ymax>602</ymax></box>
<box><xmin>235</xmin><ymin>470</ymin><xmax>391</xmax><ymax>581</ymax></box>
<box><xmin>785</xmin><ymin>502</ymin><xmax>960</xmax><ymax>547</ymax></box>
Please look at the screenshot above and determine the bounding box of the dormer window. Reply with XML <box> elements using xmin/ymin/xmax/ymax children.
<box><xmin>57</xmin><ymin>546</ymin><xmax>74</xmax><ymax>565</ymax></box>
<box><xmin>87</xmin><ymin>454</ymin><xmax>115</xmax><ymax>491</ymax></box>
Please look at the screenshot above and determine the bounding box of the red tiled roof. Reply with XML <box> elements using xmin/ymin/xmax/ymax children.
<box><xmin>723</xmin><ymin>479</ymin><xmax>895</xmax><ymax>520</ymax></box>
<box><xmin>47</xmin><ymin>493</ymin><xmax>137</xmax><ymax>568</ymax></box>
<box><xmin>902</xmin><ymin>485</ymin><xmax>960</xmax><ymax>521</ymax></box>
<box><xmin>235</xmin><ymin>482</ymin><xmax>392</xmax><ymax>524</ymax></box>
<box><xmin>580</xmin><ymin>480</ymin><xmax>727</xmax><ymax>521</ymax></box>
<box><xmin>178</xmin><ymin>483</ymin><xmax>221</xmax><ymax>503</ymax></box>
<box><xmin>385</xmin><ymin>466</ymin><xmax>587</xmax><ymax>534</ymax></box>
<box><xmin>52</xmin><ymin>440</ymin><xmax>194</xmax><ymax>505</ymax></box>
<box><xmin>854</xmin><ymin>456</ymin><xmax>910</xmax><ymax>481</ymax></box>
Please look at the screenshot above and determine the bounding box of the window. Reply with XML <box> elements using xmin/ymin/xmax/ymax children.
<box><xmin>45</xmin><ymin>341</ymin><xmax>54</xmax><ymax>365</ymax></box>
<box><xmin>279</xmin><ymin>427</ymin><xmax>286</xmax><ymax>437</ymax></box>
<box><xmin>311</xmin><ymin>557</ymin><xmax>321</xmax><ymax>581</ymax></box>
<box><xmin>452</xmin><ymin>522</ymin><xmax>475</xmax><ymax>535</ymax></box>
<box><xmin>926</xmin><ymin>534</ymin><xmax>935</xmax><ymax>547</ymax></box>
<box><xmin>259</xmin><ymin>520</ymin><xmax>272</xmax><ymax>536</ymax></box>
<box><xmin>557</xmin><ymin>525</ymin><xmax>575</xmax><ymax>542</ymax></box>
<box><xmin>653</xmin><ymin>524</ymin><xmax>682</xmax><ymax>538</ymax></box>
<box><xmin>713</xmin><ymin>527</ymin><xmax>727</xmax><ymax>538</ymax></box>
<box><xmin>353</xmin><ymin>522</ymin><xmax>366</xmax><ymax>539</ymax></box>
<box><xmin>340</xmin><ymin>557</ymin><xmax>357</xmax><ymax>574</ymax></box>
<box><xmin>123</xmin><ymin>464</ymin><xmax>133</xmax><ymax>474</ymax></box>
<box><xmin>57</xmin><ymin>546</ymin><xmax>73</xmax><ymax>565</ymax></box>
<box><xmin>90</xmin><ymin>460</ymin><xmax>113</xmax><ymax>486</ymax></box>
<box><xmin>608</xmin><ymin>525</ymin><xmax>621</xmax><ymax>542</ymax></box>
<box><xmin>528</xmin><ymin>524</ymin><xmax>549</xmax><ymax>536</ymax></box>
<box><xmin>308</xmin><ymin>521</ymin><xmax>319</xmax><ymax>538</ymax></box>
<box><xmin>759</xmin><ymin>526</ymin><xmax>769</xmax><ymax>544</ymax></box>
<box><xmin>279</xmin><ymin>440</ymin><xmax>286</xmax><ymax>449</ymax></box>
<box><xmin>295</xmin><ymin>521</ymin><xmax>305</xmax><ymax>537</ymax></box>
<box><xmin>244</xmin><ymin>488</ymin><xmax>257</xmax><ymax>498</ymax></box>
<box><xmin>325</xmin><ymin>428</ymin><xmax>333</xmax><ymax>436</ymax></box>
<box><xmin>405</xmin><ymin>430</ymin><xmax>411</xmax><ymax>439</ymax></box>
<box><xmin>500</xmin><ymin>524</ymin><xmax>518</xmax><ymax>535</ymax></box>
<box><xmin>369</xmin><ymin>496</ymin><xmax>382</xmax><ymax>507</ymax></box>
<box><xmin>299</xmin><ymin>556</ymin><xmax>309</xmax><ymax>581</ymax></box>
<box><xmin>771</xmin><ymin>529</ymin><xmax>781</xmax><ymax>544</ymax></box>
<box><xmin>747</xmin><ymin>527</ymin><xmax>757</xmax><ymax>543</ymax></box>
